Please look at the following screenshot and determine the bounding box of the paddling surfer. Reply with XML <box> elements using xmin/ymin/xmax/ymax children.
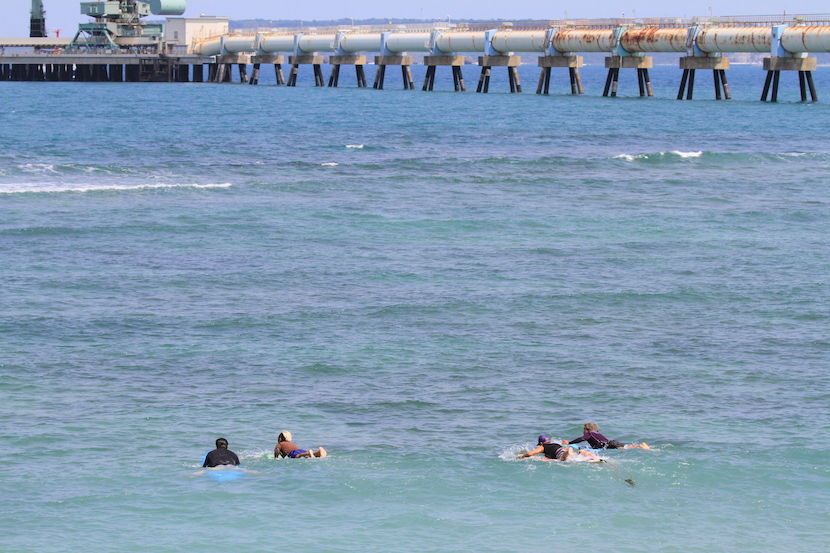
<box><xmin>274</xmin><ymin>431</ymin><xmax>327</xmax><ymax>459</ymax></box>
<box><xmin>203</xmin><ymin>437</ymin><xmax>241</xmax><ymax>467</ymax></box>
<box><xmin>517</xmin><ymin>435</ymin><xmax>598</xmax><ymax>462</ymax></box>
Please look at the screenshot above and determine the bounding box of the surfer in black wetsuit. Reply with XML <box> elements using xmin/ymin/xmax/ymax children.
<box><xmin>517</xmin><ymin>435</ymin><xmax>597</xmax><ymax>462</ymax></box>
<box><xmin>203</xmin><ymin>437</ymin><xmax>241</xmax><ymax>467</ymax></box>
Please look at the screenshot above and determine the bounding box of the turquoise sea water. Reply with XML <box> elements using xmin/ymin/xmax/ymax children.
<box><xmin>2</xmin><ymin>64</ymin><xmax>829</xmax><ymax>552</ymax></box>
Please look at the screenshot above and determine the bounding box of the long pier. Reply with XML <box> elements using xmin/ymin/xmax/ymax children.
<box><xmin>4</xmin><ymin>14</ymin><xmax>830</xmax><ymax>101</ymax></box>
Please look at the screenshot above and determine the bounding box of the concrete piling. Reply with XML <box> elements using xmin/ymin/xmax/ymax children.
<box><xmin>678</xmin><ymin>57</ymin><xmax>730</xmax><ymax>100</ymax></box>
<box><xmin>248</xmin><ymin>55</ymin><xmax>285</xmax><ymax>85</ymax></box>
<box><xmin>328</xmin><ymin>55</ymin><xmax>368</xmax><ymax>88</ymax></box>
<box><xmin>476</xmin><ymin>55</ymin><xmax>522</xmax><ymax>93</ymax></box>
<box><xmin>603</xmin><ymin>56</ymin><xmax>653</xmax><ymax>97</ymax></box>
<box><xmin>286</xmin><ymin>54</ymin><xmax>325</xmax><ymax>87</ymax></box>
<box><xmin>422</xmin><ymin>55</ymin><xmax>466</xmax><ymax>91</ymax></box>
<box><xmin>761</xmin><ymin>57</ymin><xmax>817</xmax><ymax>102</ymax></box>
<box><xmin>373</xmin><ymin>56</ymin><xmax>414</xmax><ymax>90</ymax></box>
<box><xmin>535</xmin><ymin>55</ymin><xmax>585</xmax><ymax>95</ymax></box>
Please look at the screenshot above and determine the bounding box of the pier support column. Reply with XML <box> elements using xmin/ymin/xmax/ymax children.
<box><xmin>214</xmin><ymin>65</ymin><xmax>226</xmax><ymax>83</ymax></box>
<box><xmin>249</xmin><ymin>55</ymin><xmax>284</xmax><ymax>85</ymax></box>
<box><xmin>536</xmin><ymin>55</ymin><xmax>584</xmax><ymax>95</ymax></box>
<box><xmin>124</xmin><ymin>64</ymin><xmax>138</xmax><ymax>82</ymax></box>
<box><xmin>212</xmin><ymin>55</ymin><xmax>248</xmax><ymax>83</ymax></box>
<box><xmin>29</xmin><ymin>63</ymin><xmax>45</xmax><ymax>81</ymax></box>
<box><xmin>603</xmin><ymin>56</ymin><xmax>653</xmax><ymax>97</ymax></box>
<box><xmin>109</xmin><ymin>64</ymin><xmax>123</xmax><ymax>82</ymax></box>
<box><xmin>373</xmin><ymin>55</ymin><xmax>414</xmax><ymax>90</ymax></box>
<box><xmin>761</xmin><ymin>57</ymin><xmax>818</xmax><ymax>102</ymax></box>
<box><xmin>287</xmin><ymin>55</ymin><xmax>325</xmax><ymax>87</ymax></box>
<box><xmin>328</xmin><ymin>55</ymin><xmax>368</xmax><ymax>88</ymax></box>
<box><xmin>476</xmin><ymin>55</ymin><xmax>522</xmax><ymax>93</ymax></box>
<box><xmin>678</xmin><ymin>57</ymin><xmax>730</xmax><ymax>100</ymax></box>
<box><xmin>422</xmin><ymin>55</ymin><xmax>466</xmax><ymax>91</ymax></box>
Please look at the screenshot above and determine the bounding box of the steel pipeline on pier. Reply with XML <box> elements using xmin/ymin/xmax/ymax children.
<box><xmin>195</xmin><ymin>25</ymin><xmax>830</xmax><ymax>56</ymax></box>
<box><xmin>4</xmin><ymin>16</ymin><xmax>830</xmax><ymax>101</ymax></box>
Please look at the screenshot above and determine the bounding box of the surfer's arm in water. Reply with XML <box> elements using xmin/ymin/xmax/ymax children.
<box><xmin>517</xmin><ymin>445</ymin><xmax>544</xmax><ymax>458</ymax></box>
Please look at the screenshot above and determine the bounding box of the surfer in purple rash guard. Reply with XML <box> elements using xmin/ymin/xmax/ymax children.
<box><xmin>562</xmin><ymin>423</ymin><xmax>649</xmax><ymax>450</ymax></box>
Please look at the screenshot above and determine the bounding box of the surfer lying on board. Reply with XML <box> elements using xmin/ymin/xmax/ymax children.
<box><xmin>517</xmin><ymin>435</ymin><xmax>599</xmax><ymax>462</ymax></box>
<box><xmin>562</xmin><ymin>423</ymin><xmax>649</xmax><ymax>450</ymax></box>
<box><xmin>274</xmin><ymin>431</ymin><xmax>327</xmax><ymax>459</ymax></box>
<box><xmin>203</xmin><ymin>438</ymin><xmax>241</xmax><ymax>467</ymax></box>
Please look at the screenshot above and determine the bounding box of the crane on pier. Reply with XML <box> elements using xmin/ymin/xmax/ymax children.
<box><xmin>68</xmin><ymin>0</ymin><xmax>185</xmax><ymax>52</ymax></box>
<box><xmin>30</xmin><ymin>0</ymin><xmax>46</xmax><ymax>37</ymax></box>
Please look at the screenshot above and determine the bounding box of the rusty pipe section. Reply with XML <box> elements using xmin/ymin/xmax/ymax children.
<box><xmin>696</xmin><ymin>27</ymin><xmax>772</xmax><ymax>53</ymax></box>
<box><xmin>551</xmin><ymin>29</ymin><xmax>614</xmax><ymax>52</ymax></box>
<box><xmin>620</xmin><ymin>28</ymin><xmax>687</xmax><ymax>53</ymax></box>
<box><xmin>780</xmin><ymin>26</ymin><xmax>830</xmax><ymax>53</ymax></box>
<box><xmin>195</xmin><ymin>25</ymin><xmax>830</xmax><ymax>57</ymax></box>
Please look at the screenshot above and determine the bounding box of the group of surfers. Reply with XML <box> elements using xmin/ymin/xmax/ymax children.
<box><xmin>518</xmin><ymin>422</ymin><xmax>649</xmax><ymax>462</ymax></box>
<box><xmin>202</xmin><ymin>423</ymin><xmax>648</xmax><ymax>468</ymax></box>
<box><xmin>202</xmin><ymin>431</ymin><xmax>326</xmax><ymax>468</ymax></box>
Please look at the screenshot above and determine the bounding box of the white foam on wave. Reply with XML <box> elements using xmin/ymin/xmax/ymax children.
<box><xmin>614</xmin><ymin>151</ymin><xmax>703</xmax><ymax>161</ymax></box>
<box><xmin>346</xmin><ymin>144</ymin><xmax>364</xmax><ymax>149</ymax></box>
<box><xmin>0</xmin><ymin>182</ymin><xmax>233</xmax><ymax>194</ymax></box>
<box><xmin>321</xmin><ymin>162</ymin><xmax>339</xmax><ymax>167</ymax></box>
<box><xmin>19</xmin><ymin>163</ymin><xmax>59</xmax><ymax>173</ymax></box>
<box><xmin>499</xmin><ymin>444</ymin><xmax>529</xmax><ymax>461</ymax></box>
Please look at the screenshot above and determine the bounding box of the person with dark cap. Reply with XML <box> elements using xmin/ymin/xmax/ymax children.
<box><xmin>203</xmin><ymin>437</ymin><xmax>241</xmax><ymax>467</ymax></box>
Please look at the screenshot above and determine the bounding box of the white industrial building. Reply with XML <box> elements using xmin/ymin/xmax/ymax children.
<box><xmin>165</xmin><ymin>16</ymin><xmax>228</xmax><ymax>54</ymax></box>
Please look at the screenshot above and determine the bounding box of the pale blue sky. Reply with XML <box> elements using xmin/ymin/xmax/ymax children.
<box><xmin>1</xmin><ymin>1</ymin><xmax>822</xmax><ymax>39</ymax></box>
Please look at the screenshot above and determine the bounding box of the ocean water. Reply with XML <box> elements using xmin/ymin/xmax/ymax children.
<box><xmin>2</xmin><ymin>64</ymin><xmax>829</xmax><ymax>552</ymax></box>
